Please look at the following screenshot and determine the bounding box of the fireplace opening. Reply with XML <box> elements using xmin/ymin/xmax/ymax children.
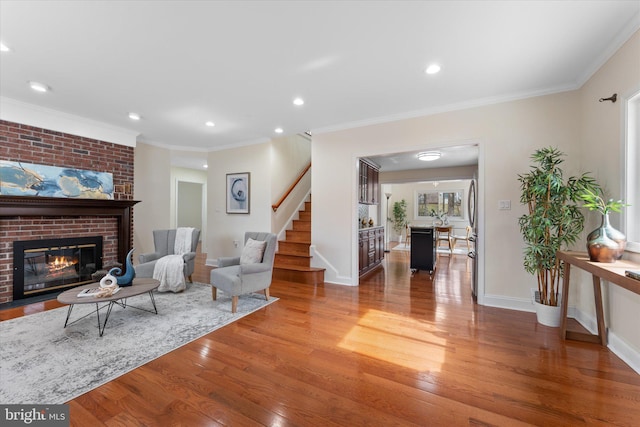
<box><xmin>13</xmin><ymin>236</ymin><xmax>103</xmax><ymax>300</ymax></box>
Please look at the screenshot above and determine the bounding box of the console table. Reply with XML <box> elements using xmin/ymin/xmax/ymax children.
<box><xmin>557</xmin><ymin>251</ymin><xmax>640</xmax><ymax>346</ymax></box>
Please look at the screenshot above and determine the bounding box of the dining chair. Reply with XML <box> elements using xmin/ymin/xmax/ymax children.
<box><xmin>452</xmin><ymin>225</ymin><xmax>472</xmax><ymax>251</ymax></box>
<box><xmin>435</xmin><ymin>226</ymin><xmax>453</xmax><ymax>251</ymax></box>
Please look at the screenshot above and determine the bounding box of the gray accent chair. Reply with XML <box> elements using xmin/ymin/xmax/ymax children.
<box><xmin>136</xmin><ymin>229</ymin><xmax>200</xmax><ymax>282</ymax></box>
<box><xmin>210</xmin><ymin>231</ymin><xmax>276</xmax><ymax>313</ymax></box>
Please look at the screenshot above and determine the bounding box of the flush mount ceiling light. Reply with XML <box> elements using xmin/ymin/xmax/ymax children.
<box><xmin>425</xmin><ymin>64</ymin><xmax>441</xmax><ymax>75</ymax></box>
<box><xmin>128</xmin><ymin>112</ymin><xmax>141</xmax><ymax>120</ymax></box>
<box><xmin>28</xmin><ymin>81</ymin><xmax>49</xmax><ymax>92</ymax></box>
<box><xmin>417</xmin><ymin>151</ymin><xmax>441</xmax><ymax>161</ymax></box>
<box><xmin>205</xmin><ymin>121</ymin><xmax>215</xmax><ymax>127</ymax></box>
<box><xmin>274</xmin><ymin>127</ymin><xmax>284</xmax><ymax>134</ymax></box>
<box><xmin>293</xmin><ymin>97</ymin><xmax>304</xmax><ymax>106</ymax></box>
<box><xmin>0</xmin><ymin>42</ymin><xmax>10</xmax><ymax>52</ymax></box>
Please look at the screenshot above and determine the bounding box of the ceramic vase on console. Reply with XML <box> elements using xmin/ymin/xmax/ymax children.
<box><xmin>586</xmin><ymin>213</ymin><xmax>626</xmax><ymax>263</ymax></box>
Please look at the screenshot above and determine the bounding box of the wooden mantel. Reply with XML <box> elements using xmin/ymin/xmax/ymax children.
<box><xmin>0</xmin><ymin>195</ymin><xmax>140</xmax><ymax>264</ymax></box>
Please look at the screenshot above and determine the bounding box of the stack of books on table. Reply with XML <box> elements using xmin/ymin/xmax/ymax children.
<box><xmin>625</xmin><ymin>270</ymin><xmax>640</xmax><ymax>281</ymax></box>
<box><xmin>77</xmin><ymin>286</ymin><xmax>121</xmax><ymax>297</ymax></box>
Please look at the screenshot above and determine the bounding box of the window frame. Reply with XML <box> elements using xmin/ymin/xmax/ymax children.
<box><xmin>414</xmin><ymin>189</ymin><xmax>465</xmax><ymax>220</ymax></box>
<box><xmin>623</xmin><ymin>89</ymin><xmax>640</xmax><ymax>253</ymax></box>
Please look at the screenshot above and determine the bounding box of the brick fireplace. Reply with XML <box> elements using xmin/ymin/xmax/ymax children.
<box><xmin>0</xmin><ymin>120</ymin><xmax>137</xmax><ymax>304</ymax></box>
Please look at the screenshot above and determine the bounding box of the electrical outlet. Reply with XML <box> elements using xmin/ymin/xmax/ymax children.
<box><xmin>233</xmin><ymin>240</ymin><xmax>239</xmax><ymax>248</ymax></box>
<box><xmin>498</xmin><ymin>200</ymin><xmax>511</xmax><ymax>210</ymax></box>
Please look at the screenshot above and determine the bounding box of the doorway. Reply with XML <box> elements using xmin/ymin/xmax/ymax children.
<box><xmin>356</xmin><ymin>142</ymin><xmax>483</xmax><ymax>303</ymax></box>
<box><xmin>176</xmin><ymin>180</ymin><xmax>204</xmax><ymax>235</ymax></box>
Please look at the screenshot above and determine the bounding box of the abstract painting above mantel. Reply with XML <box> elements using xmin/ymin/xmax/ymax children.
<box><xmin>0</xmin><ymin>160</ymin><xmax>114</xmax><ymax>199</ymax></box>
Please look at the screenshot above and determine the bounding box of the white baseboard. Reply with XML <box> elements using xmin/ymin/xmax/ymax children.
<box><xmin>482</xmin><ymin>295</ymin><xmax>640</xmax><ymax>375</ymax></box>
<box><xmin>309</xmin><ymin>245</ymin><xmax>354</xmax><ymax>286</ymax></box>
<box><xmin>482</xmin><ymin>294</ymin><xmax>536</xmax><ymax>313</ymax></box>
<box><xmin>608</xmin><ymin>331</ymin><xmax>640</xmax><ymax>375</ymax></box>
<box><xmin>572</xmin><ymin>306</ymin><xmax>640</xmax><ymax>375</ymax></box>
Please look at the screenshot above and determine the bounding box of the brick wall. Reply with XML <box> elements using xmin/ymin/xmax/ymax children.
<box><xmin>0</xmin><ymin>120</ymin><xmax>135</xmax><ymax>304</ymax></box>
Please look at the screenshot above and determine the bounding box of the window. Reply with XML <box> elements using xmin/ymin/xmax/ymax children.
<box><xmin>625</xmin><ymin>90</ymin><xmax>640</xmax><ymax>253</ymax></box>
<box><xmin>415</xmin><ymin>190</ymin><xmax>464</xmax><ymax>219</ymax></box>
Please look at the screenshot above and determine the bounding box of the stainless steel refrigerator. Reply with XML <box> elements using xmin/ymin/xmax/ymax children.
<box><xmin>468</xmin><ymin>179</ymin><xmax>478</xmax><ymax>298</ymax></box>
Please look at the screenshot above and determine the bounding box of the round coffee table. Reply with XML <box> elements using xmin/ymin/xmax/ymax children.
<box><xmin>57</xmin><ymin>278</ymin><xmax>160</xmax><ymax>336</ymax></box>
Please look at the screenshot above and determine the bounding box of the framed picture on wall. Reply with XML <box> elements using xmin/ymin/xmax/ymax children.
<box><xmin>226</xmin><ymin>172</ymin><xmax>250</xmax><ymax>214</ymax></box>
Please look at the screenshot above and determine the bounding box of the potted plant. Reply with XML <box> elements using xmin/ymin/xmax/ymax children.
<box><xmin>517</xmin><ymin>147</ymin><xmax>599</xmax><ymax>326</ymax></box>
<box><xmin>429</xmin><ymin>209</ymin><xmax>448</xmax><ymax>226</ymax></box>
<box><xmin>579</xmin><ymin>188</ymin><xmax>628</xmax><ymax>262</ymax></box>
<box><xmin>391</xmin><ymin>199</ymin><xmax>408</xmax><ymax>242</ymax></box>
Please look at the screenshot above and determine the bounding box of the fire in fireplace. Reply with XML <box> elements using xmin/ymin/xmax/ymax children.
<box><xmin>13</xmin><ymin>236</ymin><xmax>103</xmax><ymax>300</ymax></box>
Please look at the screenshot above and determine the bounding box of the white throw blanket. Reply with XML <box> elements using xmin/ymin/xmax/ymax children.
<box><xmin>153</xmin><ymin>227</ymin><xmax>194</xmax><ymax>293</ymax></box>
<box><xmin>174</xmin><ymin>227</ymin><xmax>194</xmax><ymax>255</ymax></box>
<box><xmin>154</xmin><ymin>255</ymin><xmax>186</xmax><ymax>292</ymax></box>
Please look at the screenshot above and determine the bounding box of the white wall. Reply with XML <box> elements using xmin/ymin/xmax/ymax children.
<box><xmin>577</xmin><ymin>30</ymin><xmax>640</xmax><ymax>371</ymax></box>
<box><xmin>133</xmin><ymin>142</ymin><xmax>172</xmax><ymax>261</ymax></box>
<box><xmin>311</xmin><ymin>29</ymin><xmax>640</xmax><ymax>373</ymax></box>
<box><xmin>312</xmin><ymin>90</ymin><xmax>582</xmax><ymax>294</ymax></box>
<box><xmin>270</xmin><ymin>134</ymin><xmax>312</xmax><ymax>237</ymax></box>
<box><xmin>170</xmin><ymin>166</ymin><xmax>207</xmax><ymax>249</ymax></box>
<box><xmin>0</xmin><ymin>97</ymin><xmax>139</xmax><ymax>147</ymax></box>
<box><xmin>205</xmin><ymin>142</ymin><xmax>272</xmax><ymax>264</ymax></box>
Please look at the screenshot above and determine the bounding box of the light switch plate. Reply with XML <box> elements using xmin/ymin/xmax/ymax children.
<box><xmin>498</xmin><ymin>200</ymin><xmax>511</xmax><ymax>210</ymax></box>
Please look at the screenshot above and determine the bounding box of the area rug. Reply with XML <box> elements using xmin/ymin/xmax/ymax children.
<box><xmin>0</xmin><ymin>283</ymin><xmax>277</xmax><ymax>404</ymax></box>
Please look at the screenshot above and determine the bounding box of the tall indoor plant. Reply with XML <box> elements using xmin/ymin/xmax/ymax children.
<box><xmin>391</xmin><ymin>199</ymin><xmax>408</xmax><ymax>241</ymax></box>
<box><xmin>517</xmin><ymin>147</ymin><xmax>598</xmax><ymax>309</ymax></box>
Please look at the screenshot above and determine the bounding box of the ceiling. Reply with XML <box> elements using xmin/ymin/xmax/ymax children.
<box><xmin>1</xmin><ymin>1</ymin><xmax>639</xmax><ymax>169</ymax></box>
<box><xmin>368</xmin><ymin>144</ymin><xmax>480</xmax><ymax>173</ymax></box>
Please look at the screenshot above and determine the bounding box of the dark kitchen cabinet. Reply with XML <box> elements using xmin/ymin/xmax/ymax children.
<box><xmin>359</xmin><ymin>159</ymin><xmax>379</xmax><ymax>205</ymax></box>
<box><xmin>359</xmin><ymin>226</ymin><xmax>384</xmax><ymax>276</ymax></box>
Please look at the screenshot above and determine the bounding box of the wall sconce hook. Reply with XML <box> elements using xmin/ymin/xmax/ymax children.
<box><xmin>599</xmin><ymin>93</ymin><xmax>617</xmax><ymax>103</ymax></box>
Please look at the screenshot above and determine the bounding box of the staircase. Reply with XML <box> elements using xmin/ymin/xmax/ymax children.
<box><xmin>273</xmin><ymin>199</ymin><xmax>325</xmax><ymax>285</ymax></box>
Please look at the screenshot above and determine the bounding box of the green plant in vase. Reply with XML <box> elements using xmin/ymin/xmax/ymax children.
<box><xmin>579</xmin><ymin>188</ymin><xmax>628</xmax><ymax>262</ymax></box>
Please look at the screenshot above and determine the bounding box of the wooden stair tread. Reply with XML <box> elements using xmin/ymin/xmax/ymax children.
<box><xmin>276</xmin><ymin>250</ymin><xmax>311</xmax><ymax>257</ymax></box>
<box><xmin>274</xmin><ymin>265</ymin><xmax>325</xmax><ymax>272</ymax></box>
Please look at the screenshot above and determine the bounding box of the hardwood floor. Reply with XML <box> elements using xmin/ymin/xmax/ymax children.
<box><xmin>2</xmin><ymin>248</ymin><xmax>639</xmax><ymax>426</ymax></box>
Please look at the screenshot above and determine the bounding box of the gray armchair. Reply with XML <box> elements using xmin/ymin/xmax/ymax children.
<box><xmin>210</xmin><ymin>231</ymin><xmax>276</xmax><ymax>313</ymax></box>
<box><xmin>136</xmin><ymin>229</ymin><xmax>200</xmax><ymax>282</ymax></box>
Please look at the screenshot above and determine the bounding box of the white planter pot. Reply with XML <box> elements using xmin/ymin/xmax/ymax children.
<box><xmin>531</xmin><ymin>289</ymin><xmax>562</xmax><ymax>327</ymax></box>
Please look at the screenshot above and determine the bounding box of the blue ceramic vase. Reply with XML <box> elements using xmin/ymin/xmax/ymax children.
<box><xmin>108</xmin><ymin>248</ymin><xmax>136</xmax><ymax>286</ymax></box>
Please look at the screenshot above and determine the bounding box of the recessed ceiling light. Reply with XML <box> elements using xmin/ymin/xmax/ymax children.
<box><xmin>293</xmin><ymin>97</ymin><xmax>304</xmax><ymax>106</ymax></box>
<box><xmin>28</xmin><ymin>81</ymin><xmax>49</xmax><ymax>92</ymax></box>
<box><xmin>417</xmin><ymin>151</ymin><xmax>441</xmax><ymax>161</ymax></box>
<box><xmin>274</xmin><ymin>127</ymin><xmax>284</xmax><ymax>134</ymax></box>
<box><xmin>0</xmin><ymin>43</ymin><xmax>10</xmax><ymax>52</ymax></box>
<box><xmin>203</xmin><ymin>164</ymin><xmax>208</xmax><ymax>169</ymax></box>
<box><xmin>425</xmin><ymin>64</ymin><xmax>441</xmax><ymax>75</ymax></box>
<box><xmin>128</xmin><ymin>112</ymin><xmax>141</xmax><ymax>120</ymax></box>
<box><xmin>205</xmin><ymin>121</ymin><xmax>215</xmax><ymax>127</ymax></box>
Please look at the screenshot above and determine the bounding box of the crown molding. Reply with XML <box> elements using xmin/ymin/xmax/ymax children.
<box><xmin>0</xmin><ymin>97</ymin><xmax>139</xmax><ymax>147</ymax></box>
